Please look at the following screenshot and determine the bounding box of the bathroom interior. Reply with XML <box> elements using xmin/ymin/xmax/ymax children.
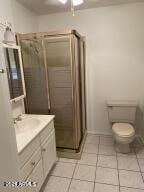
<box><xmin>1</xmin><ymin>0</ymin><xmax>144</xmax><ymax>192</ymax></box>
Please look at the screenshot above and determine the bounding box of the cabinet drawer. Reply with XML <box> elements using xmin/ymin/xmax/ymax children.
<box><xmin>40</xmin><ymin>121</ymin><xmax>54</xmax><ymax>143</ymax></box>
<box><xmin>27</xmin><ymin>159</ymin><xmax>44</xmax><ymax>192</ymax></box>
<box><xmin>20</xmin><ymin>147</ymin><xmax>41</xmax><ymax>180</ymax></box>
<box><xmin>19</xmin><ymin>136</ymin><xmax>40</xmax><ymax>169</ymax></box>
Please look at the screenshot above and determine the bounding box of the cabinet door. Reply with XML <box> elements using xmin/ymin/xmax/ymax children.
<box><xmin>27</xmin><ymin>159</ymin><xmax>44</xmax><ymax>192</ymax></box>
<box><xmin>41</xmin><ymin>130</ymin><xmax>57</xmax><ymax>178</ymax></box>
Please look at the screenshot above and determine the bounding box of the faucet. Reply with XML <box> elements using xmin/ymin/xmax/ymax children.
<box><xmin>13</xmin><ymin>114</ymin><xmax>22</xmax><ymax>123</ymax></box>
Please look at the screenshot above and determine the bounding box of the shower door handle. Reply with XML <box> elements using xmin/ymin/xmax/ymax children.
<box><xmin>48</xmin><ymin>94</ymin><xmax>51</xmax><ymax>113</ymax></box>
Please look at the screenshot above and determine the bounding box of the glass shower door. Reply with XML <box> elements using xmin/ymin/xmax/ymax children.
<box><xmin>20</xmin><ymin>39</ymin><xmax>49</xmax><ymax>114</ymax></box>
<box><xmin>44</xmin><ymin>36</ymin><xmax>75</xmax><ymax>149</ymax></box>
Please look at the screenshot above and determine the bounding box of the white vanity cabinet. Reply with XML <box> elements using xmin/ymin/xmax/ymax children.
<box><xmin>27</xmin><ymin>159</ymin><xmax>44</xmax><ymax>192</ymax></box>
<box><xmin>18</xmin><ymin>120</ymin><xmax>57</xmax><ymax>192</ymax></box>
<box><xmin>41</xmin><ymin>129</ymin><xmax>57</xmax><ymax>178</ymax></box>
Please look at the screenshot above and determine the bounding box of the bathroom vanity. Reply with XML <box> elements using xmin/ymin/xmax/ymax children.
<box><xmin>2</xmin><ymin>43</ymin><xmax>57</xmax><ymax>191</ymax></box>
<box><xmin>14</xmin><ymin>114</ymin><xmax>57</xmax><ymax>191</ymax></box>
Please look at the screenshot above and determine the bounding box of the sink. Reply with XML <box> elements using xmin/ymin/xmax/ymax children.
<box><xmin>15</xmin><ymin>118</ymin><xmax>41</xmax><ymax>135</ymax></box>
<box><xmin>14</xmin><ymin>114</ymin><xmax>55</xmax><ymax>153</ymax></box>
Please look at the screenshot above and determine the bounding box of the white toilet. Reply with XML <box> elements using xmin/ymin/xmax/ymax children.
<box><xmin>107</xmin><ymin>100</ymin><xmax>137</xmax><ymax>153</ymax></box>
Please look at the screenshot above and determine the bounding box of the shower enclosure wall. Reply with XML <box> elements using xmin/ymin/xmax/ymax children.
<box><xmin>16</xmin><ymin>30</ymin><xmax>87</xmax><ymax>155</ymax></box>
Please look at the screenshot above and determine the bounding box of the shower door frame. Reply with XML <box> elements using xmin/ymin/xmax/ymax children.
<box><xmin>16</xmin><ymin>38</ymin><xmax>50</xmax><ymax>114</ymax></box>
<box><xmin>16</xmin><ymin>29</ymin><xmax>87</xmax><ymax>152</ymax></box>
<box><xmin>43</xmin><ymin>35</ymin><xmax>77</xmax><ymax>150</ymax></box>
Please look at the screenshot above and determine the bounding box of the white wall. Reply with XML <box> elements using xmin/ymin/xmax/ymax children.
<box><xmin>38</xmin><ymin>3</ymin><xmax>144</xmax><ymax>135</ymax></box>
<box><xmin>0</xmin><ymin>0</ymin><xmax>19</xmax><ymax>184</ymax></box>
<box><xmin>11</xmin><ymin>0</ymin><xmax>38</xmax><ymax>33</ymax></box>
<box><xmin>10</xmin><ymin>0</ymin><xmax>38</xmax><ymax>118</ymax></box>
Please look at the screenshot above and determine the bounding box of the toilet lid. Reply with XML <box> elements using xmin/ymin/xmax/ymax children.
<box><xmin>112</xmin><ymin>123</ymin><xmax>135</xmax><ymax>137</ymax></box>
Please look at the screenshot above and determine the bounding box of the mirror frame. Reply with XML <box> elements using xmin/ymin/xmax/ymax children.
<box><xmin>3</xmin><ymin>44</ymin><xmax>26</xmax><ymax>103</ymax></box>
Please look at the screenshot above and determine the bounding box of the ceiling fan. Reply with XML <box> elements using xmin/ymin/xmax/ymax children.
<box><xmin>45</xmin><ymin>0</ymin><xmax>84</xmax><ymax>15</ymax></box>
<box><xmin>58</xmin><ymin>0</ymin><xmax>83</xmax><ymax>6</ymax></box>
<box><xmin>59</xmin><ymin>0</ymin><xmax>84</xmax><ymax>15</ymax></box>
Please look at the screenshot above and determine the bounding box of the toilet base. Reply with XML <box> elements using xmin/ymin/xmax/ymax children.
<box><xmin>115</xmin><ymin>143</ymin><xmax>131</xmax><ymax>153</ymax></box>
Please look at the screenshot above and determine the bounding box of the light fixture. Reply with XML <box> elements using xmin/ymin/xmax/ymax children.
<box><xmin>58</xmin><ymin>0</ymin><xmax>84</xmax><ymax>16</ymax></box>
<box><xmin>3</xmin><ymin>26</ymin><xmax>15</xmax><ymax>45</ymax></box>
<box><xmin>58</xmin><ymin>0</ymin><xmax>67</xmax><ymax>4</ymax></box>
<box><xmin>0</xmin><ymin>21</ymin><xmax>15</xmax><ymax>45</ymax></box>
<box><xmin>72</xmin><ymin>0</ymin><xmax>83</xmax><ymax>6</ymax></box>
<box><xmin>58</xmin><ymin>0</ymin><xmax>83</xmax><ymax>6</ymax></box>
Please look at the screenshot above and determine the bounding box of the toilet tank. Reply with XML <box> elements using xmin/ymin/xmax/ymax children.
<box><xmin>107</xmin><ymin>100</ymin><xmax>137</xmax><ymax>123</ymax></box>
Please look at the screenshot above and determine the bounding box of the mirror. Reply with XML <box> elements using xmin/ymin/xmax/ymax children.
<box><xmin>3</xmin><ymin>45</ymin><xmax>26</xmax><ymax>102</ymax></box>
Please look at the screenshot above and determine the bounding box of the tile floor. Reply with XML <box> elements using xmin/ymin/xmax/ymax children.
<box><xmin>43</xmin><ymin>134</ymin><xmax>144</xmax><ymax>192</ymax></box>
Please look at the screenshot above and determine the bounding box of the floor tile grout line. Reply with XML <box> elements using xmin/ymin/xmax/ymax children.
<box><xmin>76</xmin><ymin>163</ymin><xmax>97</xmax><ymax>167</ymax></box>
<box><xmin>47</xmin><ymin>135</ymin><xmax>144</xmax><ymax>192</ymax></box>
<box><xmin>93</xmin><ymin>136</ymin><xmax>100</xmax><ymax>192</ymax></box>
<box><xmin>120</xmin><ymin>185</ymin><xmax>144</xmax><ymax>190</ymax></box>
<box><xmin>79</xmin><ymin>150</ymin><xmax>138</xmax><ymax>158</ymax></box>
<box><xmin>116</xmin><ymin>146</ymin><xmax>121</xmax><ymax>192</ymax></box>
<box><xmin>58</xmin><ymin>161</ymin><xmax>77</xmax><ymax>164</ymax></box>
<box><xmin>95</xmin><ymin>181</ymin><xmax>119</xmax><ymax>187</ymax></box>
<box><xmin>51</xmin><ymin>163</ymin><xmax>143</xmax><ymax>175</ymax></box>
<box><xmin>67</xmin><ymin>159</ymin><xmax>78</xmax><ymax>192</ymax></box>
<box><xmin>96</xmin><ymin>166</ymin><xmax>139</xmax><ymax>172</ymax></box>
<box><xmin>134</xmin><ymin>146</ymin><xmax>144</xmax><ymax>184</ymax></box>
<box><xmin>46</xmin><ymin>175</ymin><xmax>144</xmax><ymax>191</ymax></box>
<box><xmin>68</xmin><ymin>136</ymin><xmax>98</xmax><ymax>191</ymax></box>
<box><xmin>86</xmin><ymin>143</ymin><xmax>114</xmax><ymax>147</ymax></box>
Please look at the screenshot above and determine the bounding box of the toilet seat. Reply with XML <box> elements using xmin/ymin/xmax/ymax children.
<box><xmin>112</xmin><ymin>123</ymin><xmax>135</xmax><ymax>137</ymax></box>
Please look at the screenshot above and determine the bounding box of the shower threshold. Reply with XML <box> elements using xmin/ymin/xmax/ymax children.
<box><xmin>57</xmin><ymin>131</ymin><xmax>87</xmax><ymax>160</ymax></box>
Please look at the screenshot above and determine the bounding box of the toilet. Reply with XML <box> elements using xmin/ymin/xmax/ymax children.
<box><xmin>107</xmin><ymin>100</ymin><xmax>137</xmax><ymax>153</ymax></box>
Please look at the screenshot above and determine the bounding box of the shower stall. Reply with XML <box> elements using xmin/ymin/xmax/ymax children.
<box><xmin>16</xmin><ymin>29</ymin><xmax>87</xmax><ymax>157</ymax></box>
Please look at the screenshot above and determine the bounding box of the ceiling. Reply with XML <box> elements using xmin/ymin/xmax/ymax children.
<box><xmin>17</xmin><ymin>0</ymin><xmax>144</xmax><ymax>15</ymax></box>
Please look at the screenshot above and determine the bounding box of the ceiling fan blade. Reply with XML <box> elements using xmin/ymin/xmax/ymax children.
<box><xmin>58</xmin><ymin>0</ymin><xmax>67</xmax><ymax>3</ymax></box>
<box><xmin>73</xmin><ymin>0</ymin><xmax>83</xmax><ymax>6</ymax></box>
<box><xmin>45</xmin><ymin>0</ymin><xmax>62</xmax><ymax>5</ymax></box>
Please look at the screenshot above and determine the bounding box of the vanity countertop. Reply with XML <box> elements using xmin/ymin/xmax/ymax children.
<box><xmin>14</xmin><ymin>114</ymin><xmax>55</xmax><ymax>154</ymax></box>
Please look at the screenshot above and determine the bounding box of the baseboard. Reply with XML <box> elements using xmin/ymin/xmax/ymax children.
<box><xmin>87</xmin><ymin>132</ymin><xmax>144</xmax><ymax>145</ymax></box>
<box><xmin>87</xmin><ymin>130</ymin><xmax>112</xmax><ymax>136</ymax></box>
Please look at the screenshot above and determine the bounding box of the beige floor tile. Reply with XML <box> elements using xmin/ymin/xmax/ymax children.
<box><xmin>132</xmin><ymin>138</ymin><xmax>143</xmax><ymax>148</ymax></box>
<box><xmin>59</xmin><ymin>157</ymin><xmax>77</xmax><ymax>164</ymax></box>
<box><xmin>51</xmin><ymin>162</ymin><xmax>75</xmax><ymax>178</ymax></box>
<box><xmin>118</xmin><ymin>156</ymin><xmax>139</xmax><ymax>171</ymax></box>
<box><xmin>120</xmin><ymin>187</ymin><xmax>144</xmax><ymax>192</ymax></box>
<box><xmin>138</xmin><ymin>159</ymin><xmax>144</xmax><ymax>172</ymax></box>
<box><xmin>117</xmin><ymin>149</ymin><xmax>136</xmax><ymax>158</ymax></box>
<box><xmin>94</xmin><ymin>183</ymin><xmax>119</xmax><ymax>192</ymax></box>
<box><xmin>119</xmin><ymin>170</ymin><xmax>144</xmax><ymax>189</ymax></box>
<box><xmin>83</xmin><ymin>143</ymin><xmax>98</xmax><ymax>154</ymax></box>
<box><xmin>96</xmin><ymin>167</ymin><xmax>119</xmax><ymax>185</ymax></box>
<box><xmin>142</xmin><ymin>173</ymin><xmax>144</xmax><ymax>183</ymax></box>
<box><xmin>135</xmin><ymin>147</ymin><xmax>144</xmax><ymax>158</ymax></box>
<box><xmin>97</xmin><ymin>155</ymin><xmax>117</xmax><ymax>168</ymax></box>
<box><xmin>86</xmin><ymin>135</ymin><xmax>99</xmax><ymax>145</ymax></box>
<box><xmin>69</xmin><ymin>179</ymin><xmax>94</xmax><ymax>192</ymax></box>
<box><xmin>73</xmin><ymin>164</ymin><xmax>96</xmax><ymax>182</ymax></box>
<box><xmin>99</xmin><ymin>136</ymin><xmax>114</xmax><ymax>146</ymax></box>
<box><xmin>44</xmin><ymin>176</ymin><xmax>71</xmax><ymax>192</ymax></box>
<box><xmin>78</xmin><ymin>153</ymin><xmax>97</xmax><ymax>166</ymax></box>
<box><xmin>99</xmin><ymin>145</ymin><xmax>116</xmax><ymax>156</ymax></box>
